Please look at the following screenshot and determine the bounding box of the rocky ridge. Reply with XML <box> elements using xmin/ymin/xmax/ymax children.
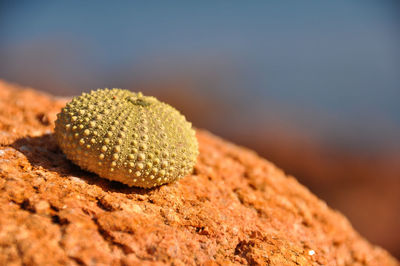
<box><xmin>0</xmin><ymin>80</ymin><xmax>397</xmax><ymax>265</ymax></box>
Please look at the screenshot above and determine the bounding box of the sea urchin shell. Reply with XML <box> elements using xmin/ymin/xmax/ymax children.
<box><xmin>55</xmin><ymin>88</ymin><xmax>198</xmax><ymax>188</ymax></box>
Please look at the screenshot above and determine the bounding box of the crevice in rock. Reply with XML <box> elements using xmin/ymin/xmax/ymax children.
<box><xmin>91</xmin><ymin>217</ymin><xmax>133</xmax><ymax>255</ymax></box>
<box><xmin>68</xmin><ymin>256</ymin><xmax>85</xmax><ymax>266</ymax></box>
<box><xmin>51</xmin><ymin>214</ymin><xmax>69</xmax><ymax>226</ymax></box>
<box><xmin>232</xmin><ymin>188</ymin><xmax>266</xmax><ymax>219</ymax></box>
<box><xmin>234</xmin><ymin>240</ymin><xmax>261</xmax><ymax>265</ymax></box>
<box><xmin>11</xmin><ymin>199</ymin><xmax>36</xmax><ymax>214</ymax></box>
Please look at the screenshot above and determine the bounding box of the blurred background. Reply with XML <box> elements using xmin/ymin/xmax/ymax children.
<box><xmin>0</xmin><ymin>0</ymin><xmax>399</xmax><ymax>258</ymax></box>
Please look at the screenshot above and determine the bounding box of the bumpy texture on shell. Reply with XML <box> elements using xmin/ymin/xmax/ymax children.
<box><xmin>55</xmin><ymin>88</ymin><xmax>198</xmax><ymax>188</ymax></box>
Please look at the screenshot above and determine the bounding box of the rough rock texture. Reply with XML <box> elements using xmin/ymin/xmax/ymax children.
<box><xmin>0</xmin><ymin>80</ymin><xmax>397</xmax><ymax>266</ymax></box>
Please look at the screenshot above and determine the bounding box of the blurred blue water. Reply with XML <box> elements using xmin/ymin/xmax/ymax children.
<box><xmin>0</xmin><ymin>0</ymin><xmax>399</xmax><ymax>148</ymax></box>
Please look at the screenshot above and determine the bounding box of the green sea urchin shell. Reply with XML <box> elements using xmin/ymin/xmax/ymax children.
<box><xmin>54</xmin><ymin>88</ymin><xmax>198</xmax><ymax>188</ymax></box>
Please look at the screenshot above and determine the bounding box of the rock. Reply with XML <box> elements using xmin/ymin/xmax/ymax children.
<box><xmin>0</xmin><ymin>80</ymin><xmax>397</xmax><ymax>265</ymax></box>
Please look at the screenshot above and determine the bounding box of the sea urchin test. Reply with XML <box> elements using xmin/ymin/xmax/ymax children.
<box><xmin>55</xmin><ymin>89</ymin><xmax>198</xmax><ymax>188</ymax></box>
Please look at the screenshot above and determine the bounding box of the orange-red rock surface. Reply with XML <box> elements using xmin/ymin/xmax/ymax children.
<box><xmin>0</xmin><ymin>80</ymin><xmax>397</xmax><ymax>265</ymax></box>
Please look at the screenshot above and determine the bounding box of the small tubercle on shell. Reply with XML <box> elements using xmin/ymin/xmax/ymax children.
<box><xmin>54</xmin><ymin>88</ymin><xmax>199</xmax><ymax>188</ymax></box>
